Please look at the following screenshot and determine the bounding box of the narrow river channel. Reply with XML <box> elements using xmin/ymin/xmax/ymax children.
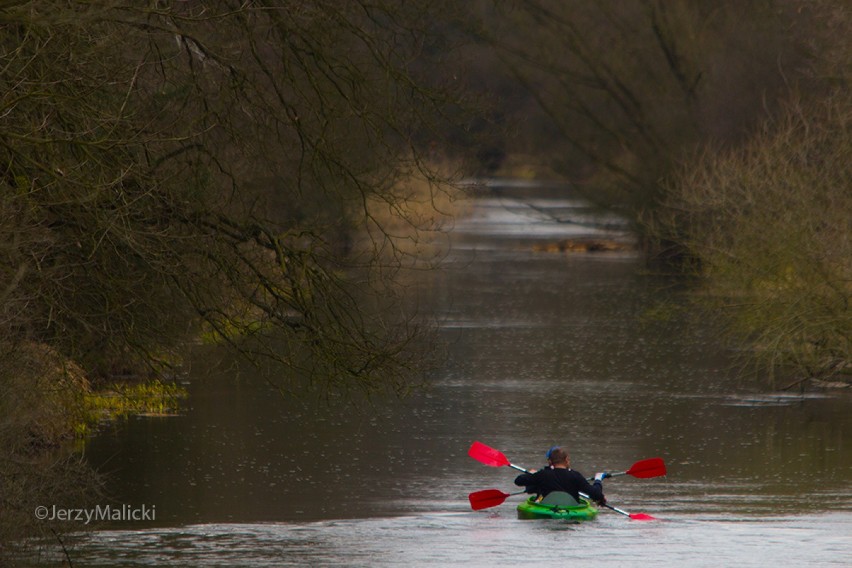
<box><xmin>29</xmin><ymin>181</ymin><xmax>852</xmax><ymax>566</ymax></box>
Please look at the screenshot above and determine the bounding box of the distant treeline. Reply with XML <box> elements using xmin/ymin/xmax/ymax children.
<box><xmin>453</xmin><ymin>0</ymin><xmax>851</xmax><ymax>386</ymax></box>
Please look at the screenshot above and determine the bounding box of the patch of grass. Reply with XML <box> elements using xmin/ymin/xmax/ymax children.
<box><xmin>78</xmin><ymin>381</ymin><xmax>188</xmax><ymax>436</ymax></box>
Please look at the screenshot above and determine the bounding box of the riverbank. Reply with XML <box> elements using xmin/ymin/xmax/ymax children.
<box><xmin>0</xmin><ymin>342</ymin><xmax>186</xmax><ymax>545</ymax></box>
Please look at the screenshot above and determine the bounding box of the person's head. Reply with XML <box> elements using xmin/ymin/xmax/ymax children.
<box><xmin>547</xmin><ymin>446</ymin><xmax>570</xmax><ymax>467</ymax></box>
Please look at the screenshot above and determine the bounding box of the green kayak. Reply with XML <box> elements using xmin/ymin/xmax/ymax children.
<box><xmin>516</xmin><ymin>493</ymin><xmax>598</xmax><ymax>521</ymax></box>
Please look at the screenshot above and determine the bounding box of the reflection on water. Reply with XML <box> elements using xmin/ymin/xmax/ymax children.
<box><xmin>28</xmin><ymin>513</ymin><xmax>852</xmax><ymax>567</ymax></box>
<box><xmin>42</xmin><ymin>183</ymin><xmax>852</xmax><ymax>565</ymax></box>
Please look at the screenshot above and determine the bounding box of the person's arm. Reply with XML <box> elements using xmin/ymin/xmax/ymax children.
<box><xmin>514</xmin><ymin>470</ymin><xmax>539</xmax><ymax>493</ymax></box>
<box><xmin>576</xmin><ymin>472</ymin><xmax>606</xmax><ymax>503</ymax></box>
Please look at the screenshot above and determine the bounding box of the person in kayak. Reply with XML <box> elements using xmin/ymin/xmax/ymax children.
<box><xmin>513</xmin><ymin>446</ymin><xmax>607</xmax><ymax>504</ymax></box>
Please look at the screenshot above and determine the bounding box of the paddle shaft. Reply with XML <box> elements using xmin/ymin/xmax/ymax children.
<box><xmin>585</xmin><ymin>470</ymin><xmax>627</xmax><ymax>482</ymax></box>
<box><xmin>585</xmin><ymin>457</ymin><xmax>666</xmax><ymax>482</ymax></box>
<box><xmin>580</xmin><ymin>493</ymin><xmax>644</xmax><ymax>518</ymax></box>
<box><xmin>603</xmin><ymin>503</ymin><xmax>633</xmax><ymax>517</ymax></box>
<box><xmin>579</xmin><ymin>491</ymin><xmax>655</xmax><ymax>520</ymax></box>
<box><xmin>579</xmin><ymin>491</ymin><xmax>627</xmax><ymax>517</ymax></box>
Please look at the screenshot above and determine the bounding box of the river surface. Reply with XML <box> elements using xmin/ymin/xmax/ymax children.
<box><xmin>27</xmin><ymin>182</ymin><xmax>852</xmax><ymax>566</ymax></box>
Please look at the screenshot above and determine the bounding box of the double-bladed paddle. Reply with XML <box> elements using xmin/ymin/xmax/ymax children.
<box><xmin>469</xmin><ymin>441</ymin><xmax>666</xmax><ymax>480</ymax></box>
<box><xmin>467</xmin><ymin>441</ymin><xmax>662</xmax><ymax>521</ymax></box>
<box><xmin>469</xmin><ymin>487</ymin><xmax>658</xmax><ymax>520</ymax></box>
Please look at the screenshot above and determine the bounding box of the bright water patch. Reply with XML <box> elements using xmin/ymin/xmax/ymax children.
<box><xmin>24</xmin><ymin>511</ymin><xmax>852</xmax><ymax>567</ymax></box>
<box><xmin>450</xmin><ymin>184</ymin><xmax>630</xmax><ymax>247</ymax></box>
<box><xmin>722</xmin><ymin>392</ymin><xmax>834</xmax><ymax>407</ymax></box>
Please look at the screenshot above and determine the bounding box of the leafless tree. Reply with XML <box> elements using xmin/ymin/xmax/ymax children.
<box><xmin>0</xmin><ymin>0</ymin><xmax>469</xmax><ymax>396</ymax></box>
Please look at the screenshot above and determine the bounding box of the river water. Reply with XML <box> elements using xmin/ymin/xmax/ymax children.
<box><xmin>28</xmin><ymin>182</ymin><xmax>852</xmax><ymax>566</ymax></box>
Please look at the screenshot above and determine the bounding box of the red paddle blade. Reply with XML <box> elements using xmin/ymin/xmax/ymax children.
<box><xmin>468</xmin><ymin>441</ymin><xmax>510</xmax><ymax>468</ymax></box>
<box><xmin>625</xmin><ymin>457</ymin><xmax>667</xmax><ymax>479</ymax></box>
<box><xmin>628</xmin><ymin>513</ymin><xmax>658</xmax><ymax>521</ymax></box>
<box><xmin>468</xmin><ymin>489</ymin><xmax>510</xmax><ymax>510</ymax></box>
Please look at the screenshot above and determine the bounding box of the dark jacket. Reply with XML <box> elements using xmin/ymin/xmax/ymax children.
<box><xmin>514</xmin><ymin>467</ymin><xmax>605</xmax><ymax>503</ymax></box>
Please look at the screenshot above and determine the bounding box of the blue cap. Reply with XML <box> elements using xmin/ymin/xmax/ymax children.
<box><xmin>545</xmin><ymin>446</ymin><xmax>559</xmax><ymax>459</ymax></box>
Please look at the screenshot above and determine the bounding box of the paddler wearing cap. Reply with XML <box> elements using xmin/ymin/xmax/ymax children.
<box><xmin>513</xmin><ymin>446</ymin><xmax>607</xmax><ymax>504</ymax></box>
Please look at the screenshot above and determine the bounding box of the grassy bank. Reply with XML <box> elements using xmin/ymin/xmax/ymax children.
<box><xmin>0</xmin><ymin>342</ymin><xmax>187</xmax><ymax>544</ymax></box>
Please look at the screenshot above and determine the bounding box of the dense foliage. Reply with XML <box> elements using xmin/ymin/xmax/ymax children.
<box><xmin>0</xmin><ymin>0</ymin><xmax>473</xmax><ymax>543</ymax></box>
<box><xmin>658</xmin><ymin>94</ymin><xmax>851</xmax><ymax>385</ymax></box>
<box><xmin>0</xmin><ymin>1</ymin><xmax>471</xmax><ymax>395</ymax></box>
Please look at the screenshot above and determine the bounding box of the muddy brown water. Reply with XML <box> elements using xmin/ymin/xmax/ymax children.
<box><xmin>27</xmin><ymin>182</ymin><xmax>852</xmax><ymax>566</ymax></box>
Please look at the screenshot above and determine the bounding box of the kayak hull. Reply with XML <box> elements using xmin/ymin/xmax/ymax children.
<box><xmin>517</xmin><ymin>496</ymin><xmax>598</xmax><ymax>521</ymax></box>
